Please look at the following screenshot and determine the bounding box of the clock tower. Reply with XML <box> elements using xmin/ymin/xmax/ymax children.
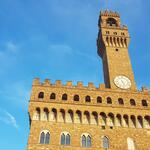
<box><xmin>97</xmin><ymin>11</ymin><xmax>137</xmax><ymax>90</ymax></box>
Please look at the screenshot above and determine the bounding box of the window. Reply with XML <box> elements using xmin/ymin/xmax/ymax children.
<box><xmin>97</xmin><ymin>96</ymin><xmax>102</xmax><ymax>103</ymax></box>
<box><xmin>106</xmin><ymin>18</ymin><xmax>118</xmax><ymax>27</ymax></box>
<box><xmin>142</xmin><ymin>100</ymin><xmax>148</xmax><ymax>107</ymax></box>
<box><xmin>107</xmin><ymin>97</ymin><xmax>112</xmax><ymax>104</ymax></box>
<box><xmin>74</xmin><ymin>95</ymin><xmax>79</xmax><ymax>101</ymax></box>
<box><xmin>130</xmin><ymin>99</ymin><xmax>136</xmax><ymax>106</ymax></box>
<box><xmin>102</xmin><ymin>136</ymin><xmax>109</xmax><ymax>149</ymax></box>
<box><xmin>62</xmin><ymin>94</ymin><xmax>67</xmax><ymax>101</ymax></box>
<box><xmin>127</xmin><ymin>137</ymin><xmax>135</xmax><ymax>150</ymax></box>
<box><xmin>106</xmin><ymin>31</ymin><xmax>110</xmax><ymax>34</ymax></box>
<box><xmin>61</xmin><ymin>132</ymin><xmax>70</xmax><ymax>145</ymax></box>
<box><xmin>85</xmin><ymin>95</ymin><xmax>91</xmax><ymax>102</ymax></box>
<box><xmin>38</xmin><ymin>92</ymin><xmax>44</xmax><ymax>99</ymax></box>
<box><xmin>81</xmin><ymin>134</ymin><xmax>91</xmax><ymax>147</ymax></box>
<box><xmin>118</xmin><ymin>98</ymin><xmax>124</xmax><ymax>105</ymax></box>
<box><xmin>39</xmin><ymin>131</ymin><xmax>50</xmax><ymax>144</ymax></box>
<box><xmin>114</xmin><ymin>32</ymin><xmax>117</xmax><ymax>35</ymax></box>
<box><xmin>50</xmin><ymin>93</ymin><xmax>56</xmax><ymax>100</ymax></box>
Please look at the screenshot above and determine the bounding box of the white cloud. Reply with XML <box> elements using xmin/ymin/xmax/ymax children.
<box><xmin>0</xmin><ymin>109</ymin><xmax>19</xmax><ymax>130</ymax></box>
<box><xmin>5</xmin><ymin>41</ymin><xmax>18</xmax><ymax>53</ymax></box>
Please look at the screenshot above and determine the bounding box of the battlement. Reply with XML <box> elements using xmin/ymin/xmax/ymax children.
<box><xmin>100</xmin><ymin>10</ymin><xmax>120</xmax><ymax>18</ymax></box>
<box><xmin>32</xmin><ymin>78</ymin><xmax>150</xmax><ymax>93</ymax></box>
<box><xmin>32</xmin><ymin>78</ymin><xmax>105</xmax><ymax>90</ymax></box>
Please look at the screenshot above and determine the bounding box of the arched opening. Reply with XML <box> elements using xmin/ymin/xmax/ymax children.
<box><xmin>81</xmin><ymin>134</ymin><xmax>91</xmax><ymax>147</ymax></box>
<box><xmin>123</xmin><ymin>115</ymin><xmax>129</xmax><ymax>127</ymax></box>
<box><xmin>137</xmin><ymin>116</ymin><xmax>143</xmax><ymax>128</ymax></box>
<box><xmin>130</xmin><ymin>99</ymin><xmax>136</xmax><ymax>106</ymax></box>
<box><xmin>116</xmin><ymin>114</ymin><xmax>122</xmax><ymax>126</ymax></box>
<box><xmin>38</xmin><ymin>92</ymin><xmax>44</xmax><ymax>99</ymax></box>
<box><xmin>97</xmin><ymin>96</ymin><xmax>102</xmax><ymax>103</ymax></box>
<box><xmin>130</xmin><ymin>115</ymin><xmax>136</xmax><ymax>128</ymax></box>
<box><xmin>60</xmin><ymin>132</ymin><xmax>71</xmax><ymax>145</ymax></box>
<box><xmin>51</xmin><ymin>108</ymin><xmax>57</xmax><ymax>122</ymax></box>
<box><xmin>118</xmin><ymin>98</ymin><xmax>124</xmax><ymax>105</ymax></box>
<box><xmin>74</xmin><ymin>95</ymin><xmax>79</xmax><ymax>101</ymax></box>
<box><xmin>82</xmin><ymin>135</ymin><xmax>86</xmax><ymax>147</ymax></box>
<box><xmin>106</xmin><ymin>18</ymin><xmax>118</xmax><ymax>27</ymax></box>
<box><xmin>45</xmin><ymin>132</ymin><xmax>50</xmax><ymax>144</ymax></box>
<box><xmin>59</xmin><ymin>109</ymin><xmax>65</xmax><ymax>123</ymax></box>
<box><xmin>50</xmin><ymin>93</ymin><xmax>56</xmax><ymax>100</ymax></box>
<box><xmin>108</xmin><ymin>113</ymin><xmax>114</xmax><ymax>126</ymax></box>
<box><xmin>102</xmin><ymin>136</ymin><xmax>109</xmax><ymax>149</ymax></box>
<box><xmin>142</xmin><ymin>100</ymin><xmax>148</xmax><ymax>107</ymax></box>
<box><xmin>33</xmin><ymin>107</ymin><xmax>40</xmax><ymax>120</ymax></box>
<box><xmin>131</xmin><ymin>115</ymin><xmax>136</xmax><ymax>128</ymax></box>
<box><xmin>43</xmin><ymin>108</ymin><xmax>49</xmax><ymax>121</ymax></box>
<box><xmin>67</xmin><ymin>110</ymin><xmax>73</xmax><ymax>123</ymax></box>
<box><xmin>107</xmin><ymin>97</ymin><xmax>112</xmax><ymax>104</ymax></box>
<box><xmin>62</xmin><ymin>93</ymin><xmax>67</xmax><ymax>101</ymax></box>
<box><xmin>40</xmin><ymin>131</ymin><xmax>50</xmax><ymax>144</ymax></box>
<box><xmin>85</xmin><ymin>95</ymin><xmax>91</xmax><ymax>103</ymax></box>
<box><xmin>40</xmin><ymin>132</ymin><xmax>45</xmax><ymax>144</ymax></box>
<box><xmin>75</xmin><ymin>110</ymin><xmax>82</xmax><ymax>123</ymax></box>
<box><xmin>91</xmin><ymin>112</ymin><xmax>98</xmax><ymax>125</ymax></box>
<box><xmin>144</xmin><ymin>116</ymin><xmax>150</xmax><ymax>128</ymax></box>
<box><xmin>100</xmin><ymin>112</ymin><xmax>107</xmax><ymax>126</ymax></box>
<box><xmin>83</xmin><ymin>111</ymin><xmax>90</xmax><ymax>124</ymax></box>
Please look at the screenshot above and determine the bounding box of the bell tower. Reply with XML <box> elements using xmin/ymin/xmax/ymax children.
<box><xmin>97</xmin><ymin>10</ymin><xmax>137</xmax><ymax>90</ymax></box>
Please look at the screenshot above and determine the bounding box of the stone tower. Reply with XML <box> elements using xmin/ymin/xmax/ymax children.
<box><xmin>97</xmin><ymin>11</ymin><xmax>136</xmax><ymax>90</ymax></box>
<box><xmin>27</xmin><ymin>10</ymin><xmax>150</xmax><ymax>150</ymax></box>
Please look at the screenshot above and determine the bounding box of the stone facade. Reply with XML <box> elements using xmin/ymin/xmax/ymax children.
<box><xmin>27</xmin><ymin>10</ymin><xmax>150</xmax><ymax>150</ymax></box>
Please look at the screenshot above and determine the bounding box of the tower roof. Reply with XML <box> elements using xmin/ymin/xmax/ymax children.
<box><xmin>100</xmin><ymin>10</ymin><xmax>120</xmax><ymax>18</ymax></box>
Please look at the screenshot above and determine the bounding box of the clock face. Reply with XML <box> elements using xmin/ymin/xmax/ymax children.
<box><xmin>114</xmin><ymin>76</ymin><xmax>131</xmax><ymax>89</ymax></box>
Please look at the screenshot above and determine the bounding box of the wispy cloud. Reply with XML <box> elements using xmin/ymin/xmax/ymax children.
<box><xmin>49</xmin><ymin>44</ymin><xmax>97</xmax><ymax>62</ymax></box>
<box><xmin>0</xmin><ymin>109</ymin><xmax>19</xmax><ymax>130</ymax></box>
<box><xmin>5</xmin><ymin>41</ymin><xmax>18</xmax><ymax>53</ymax></box>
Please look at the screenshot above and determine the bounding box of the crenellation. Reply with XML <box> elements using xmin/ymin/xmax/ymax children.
<box><xmin>66</xmin><ymin>81</ymin><xmax>73</xmax><ymax>87</ymax></box>
<box><xmin>32</xmin><ymin>78</ymin><xmax>40</xmax><ymax>86</ymax></box>
<box><xmin>43</xmin><ymin>79</ymin><xmax>51</xmax><ymax>86</ymax></box>
<box><xmin>100</xmin><ymin>10</ymin><xmax>120</xmax><ymax>18</ymax></box>
<box><xmin>55</xmin><ymin>80</ymin><xmax>62</xmax><ymax>87</ymax></box>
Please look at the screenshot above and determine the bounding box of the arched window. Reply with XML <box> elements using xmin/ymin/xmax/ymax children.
<box><xmin>97</xmin><ymin>96</ymin><xmax>102</xmax><ymax>103</ymax></box>
<box><xmin>102</xmin><ymin>136</ymin><xmax>109</xmax><ymax>149</ymax></box>
<box><xmin>40</xmin><ymin>132</ymin><xmax>45</xmax><ymax>144</ymax></box>
<box><xmin>50</xmin><ymin>93</ymin><xmax>56</xmax><ymax>100</ymax></box>
<box><xmin>33</xmin><ymin>107</ymin><xmax>40</xmax><ymax>120</ymax></box>
<box><xmin>118</xmin><ymin>98</ymin><xmax>124</xmax><ymax>105</ymax></box>
<box><xmin>39</xmin><ymin>131</ymin><xmax>50</xmax><ymax>144</ymax></box>
<box><xmin>107</xmin><ymin>97</ymin><xmax>112</xmax><ymax>104</ymax></box>
<box><xmin>45</xmin><ymin>132</ymin><xmax>50</xmax><ymax>144</ymax></box>
<box><xmin>81</xmin><ymin>134</ymin><xmax>91</xmax><ymax>147</ymax></box>
<box><xmin>61</xmin><ymin>133</ymin><xmax>65</xmax><ymax>145</ymax></box>
<box><xmin>62</xmin><ymin>94</ymin><xmax>67</xmax><ymax>101</ymax></box>
<box><xmin>87</xmin><ymin>135</ymin><xmax>91</xmax><ymax>147</ymax></box>
<box><xmin>74</xmin><ymin>95</ymin><xmax>79</xmax><ymax>101</ymax></box>
<box><xmin>61</xmin><ymin>132</ymin><xmax>71</xmax><ymax>145</ymax></box>
<box><xmin>130</xmin><ymin>99</ymin><xmax>136</xmax><ymax>106</ymax></box>
<box><xmin>82</xmin><ymin>135</ymin><xmax>86</xmax><ymax>147</ymax></box>
<box><xmin>38</xmin><ymin>92</ymin><xmax>44</xmax><ymax>99</ymax></box>
<box><xmin>142</xmin><ymin>100</ymin><xmax>148</xmax><ymax>107</ymax></box>
<box><xmin>106</xmin><ymin>18</ymin><xmax>118</xmax><ymax>27</ymax></box>
<box><xmin>127</xmin><ymin>137</ymin><xmax>135</xmax><ymax>150</ymax></box>
<box><xmin>85</xmin><ymin>95</ymin><xmax>91</xmax><ymax>102</ymax></box>
<box><xmin>66</xmin><ymin>134</ymin><xmax>70</xmax><ymax>145</ymax></box>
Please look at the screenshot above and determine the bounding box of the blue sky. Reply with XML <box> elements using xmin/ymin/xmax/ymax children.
<box><xmin>0</xmin><ymin>0</ymin><xmax>150</xmax><ymax>149</ymax></box>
